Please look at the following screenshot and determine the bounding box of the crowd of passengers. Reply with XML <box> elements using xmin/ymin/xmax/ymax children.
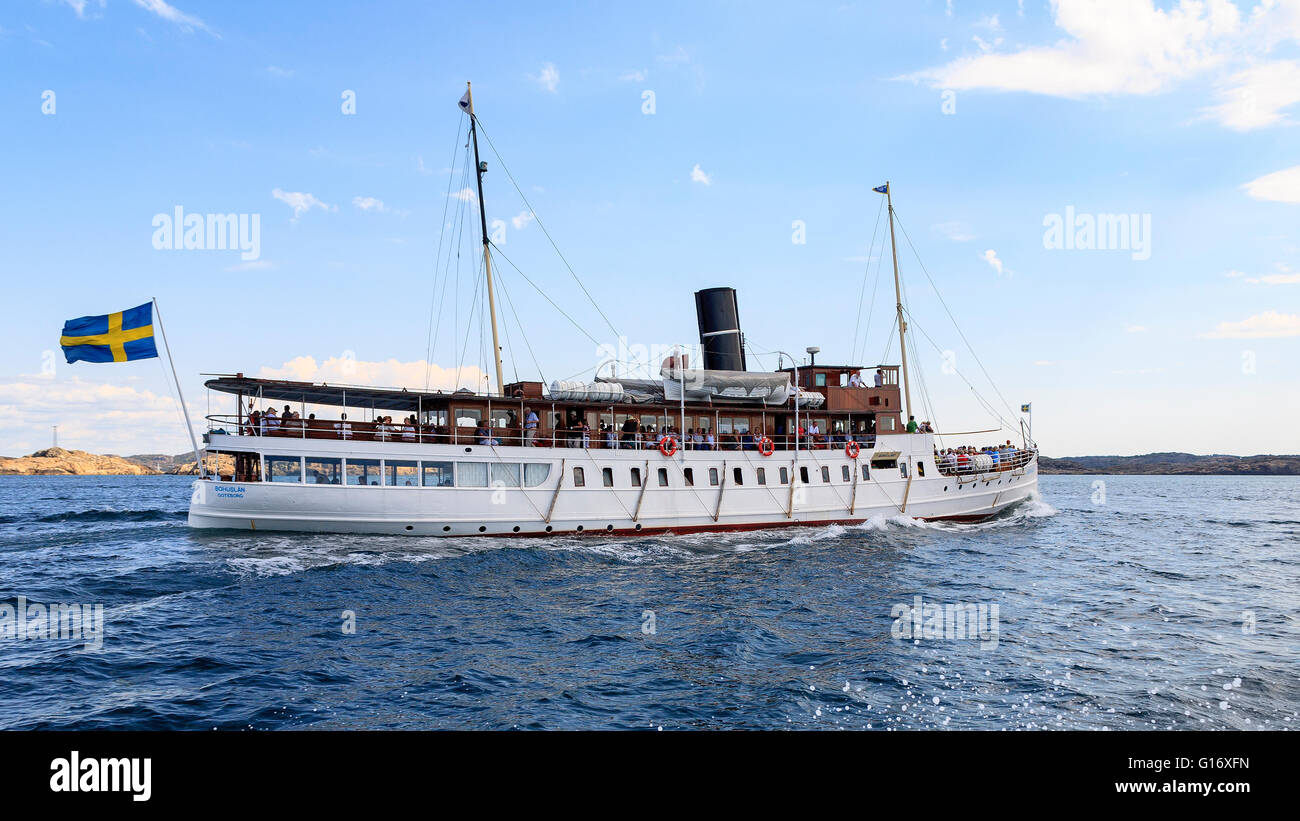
<box><xmin>239</xmin><ymin>405</ymin><xmax>890</xmax><ymax>450</ymax></box>
<box><xmin>934</xmin><ymin>442</ymin><xmax>1032</xmax><ymax>475</ymax></box>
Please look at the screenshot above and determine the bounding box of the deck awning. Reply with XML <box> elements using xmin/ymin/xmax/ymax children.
<box><xmin>203</xmin><ymin>376</ymin><xmax>472</xmax><ymax>411</ymax></box>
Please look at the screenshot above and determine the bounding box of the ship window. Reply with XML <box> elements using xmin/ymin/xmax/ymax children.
<box><xmin>900</xmin><ymin>461</ymin><xmax>908</xmax><ymax>479</ymax></box>
<box><xmin>456</xmin><ymin>461</ymin><xmax>488</xmax><ymax>487</ymax></box>
<box><xmin>757</xmin><ymin>467</ymin><xmax>767</xmax><ymax>485</ymax></box>
<box><xmin>630</xmin><ymin>467</ymin><xmax>641</xmax><ymax>486</ymax></box>
<box><xmin>422</xmin><ymin>461</ymin><xmax>454</xmax><ymax>487</ymax></box>
<box><xmin>683</xmin><ymin>468</ymin><xmax>694</xmax><ymax>486</ymax></box>
<box><xmin>385</xmin><ymin>460</ymin><xmax>419</xmax><ymax>486</ymax></box>
<box><xmin>266</xmin><ymin>455</ymin><xmax>302</xmax><ymax>483</ymax></box>
<box><xmin>799</xmin><ymin>466</ymin><xmax>810</xmax><ymax>484</ymax></box>
<box><xmin>454</xmin><ymin>407</ymin><xmax>483</xmax><ymax>428</ymax></box>
<box><xmin>658</xmin><ymin>468</ymin><xmax>669</xmax><ymax>487</ymax></box>
<box><xmin>814</xmin><ymin>373</ymin><xmax>827</xmax><ymax>387</ymax></box>
<box><xmin>304</xmin><ymin>457</ymin><xmax>342</xmax><ymax>485</ymax></box>
<box><xmin>572</xmin><ymin>467</ymin><xmax>585</xmax><ymax>487</ymax></box>
<box><xmin>862</xmin><ymin>464</ymin><xmax>870</xmax><ymax>480</ymax></box>
<box><xmin>345</xmin><ymin>458</ymin><xmax>382</xmax><ymax>486</ymax></box>
<box><xmin>842</xmin><ymin>465</ymin><xmax>851</xmax><ymax>482</ymax></box>
<box><xmin>709</xmin><ymin>468</ymin><xmax>719</xmax><ymax>486</ymax></box>
<box><xmin>917</xmin><ymin>461</ymin><xmax>926</xmax><ymax>477</ymax></box>
<box><xmin>820</xmin><ymin>466</ymin><xmax>830</xmax><ymax>483</ymax></box>
<box><xmin>523</xmin><ymin>463</ymin><xmax>550</xmax><ymax>487</ymax></box>
<box><xmin>717</xmin><ymin>417</ymin><xmax>733</xmax><ymax>435</ymax></box>
<box><xmin>491</xmin><ymin>462</ymin><xmax>521</xmax><ymax>488</ymax></box>
<box><xmin>602</xmin><ymin>467</ymin><xmax>613</xmax><ymax>487</ymax></box>
<box><xmin>879</xmin><ymin>416</ymin><xmax>896</xmax><ymax>431</ymax></box>
<box><xmin>779</xmin><ymin>467</ymin><xmax>788</xmax><ymax>484</ymax></box>
<box><xmin>733</xmin><ymin>467</ymin><xmax>744</xmax><ymax>485</ymax></box>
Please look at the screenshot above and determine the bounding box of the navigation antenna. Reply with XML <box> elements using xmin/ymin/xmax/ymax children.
<box><xmin>463</xmin><ymin>82</ymin><xmax>505</xmax><ymax>396</ymax></box>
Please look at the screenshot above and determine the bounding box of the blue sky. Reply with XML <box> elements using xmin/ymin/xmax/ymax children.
<box><xmin>2</xmin><ymin>0</ymin><xmax>1298</xmax><ymax>457</ymax></box>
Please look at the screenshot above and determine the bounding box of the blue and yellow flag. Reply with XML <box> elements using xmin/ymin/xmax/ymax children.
<box><xmin>873</xmin><ymin>183</ymin><xmax>889</xmax><ymax>194</ymax></box>
<box><xmin>60</xmin><ymin>303</ymin><xmax>158</xmax><ymax>364</ymax></box>
<box><xmin>1021</xmin><ymin>403</ymin><xmax>1032</xmax><ymax>413</ymax></box>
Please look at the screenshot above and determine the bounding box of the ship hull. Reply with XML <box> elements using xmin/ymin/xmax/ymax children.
<box><xmin>187</xmin><ymin>434</ymin><xmax>1038</xmax><ymax>536</ymax></box>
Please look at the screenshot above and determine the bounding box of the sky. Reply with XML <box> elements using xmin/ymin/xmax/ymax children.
<box><xmin>2</xmin><ymin>0</ymin><xmax>1298</xmax><ymax>458</ymax></box>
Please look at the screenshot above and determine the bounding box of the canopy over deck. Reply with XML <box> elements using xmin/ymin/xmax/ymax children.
<box><xmin>204</xmin><ymin>375</ymin><xmax>471</xmax><ymax>412</ymax></box>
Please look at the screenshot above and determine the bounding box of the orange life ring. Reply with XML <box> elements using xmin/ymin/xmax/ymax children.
<box><xmin>758</xmin><ymin>436</ymin><xmax>775</xmax><ymax>457</ymax></box>
<box><xmin>845</xmin><ymin>440</ymin><xmax>860</xmax><ymax>459</ymax></box>
<box><xmin>659</xmin><ymin>436</ymin><xmax>678</xmax><ymax>457</ymax></box>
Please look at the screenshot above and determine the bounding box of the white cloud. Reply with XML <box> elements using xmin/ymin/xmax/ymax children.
<box><xmin>1202</xmin><ymin>310</ymin><xmax>1300</xmax><ymax>338</ymax></box>
<box><xmin>352</xmin><ymin>196</ymin><xmax>387</xmax><ymax>212</ymax></box>
<box><xmin>272</xmin><ymin>188</ymin><xmax>334</xmax><ymax>221</ymax></box>
<box><xmin>1236</xmin><ymin>264</ymin><xmax>1300</xmax><ymax>284</ymax></box>
<box><xmin>620</xmin><ymin>69</ymin><xmax>648</xmax><ymax>82</ymax></box>
<box><xmin>534</xmin><ymin>62</ymin><xmax>559</xmax><ymax>93</ymax></box>
<box><xmin>62</xmin><ymin>0</ymin><xmax>105</xmax><ymax>19</ymax></box>
<box><xmin>1125</xmin><ymin>325</ymin><xmax>1148</xmax><ymax>332</ymax></box>
<box><xmin>256</xmin><ymin>356</ymin><xmax>487</xmax><ymax>393</ymax></box>
<box><xmin>690</xmin><ymin>163</ymin><xmax>712</xmax><ymax>185</ymax></box>
<box><xmin>449</xmin><ymin>187</ymin><xmax>477</xmax><ymax>202</ymax></box>
<box><xmin>1202</xmin><ymin>60</ymin><xmax>1300</xmax><ymax>130</ymax></box>
<box><xmin>981</xmin><ymin>248</ymin><xmax>1007</xmax><ymax>276</ymax></box>
<box><xmin>132</xmin><ymin>0</ymin><xmax>215</xmax><ymax>36</ymax></box>
<box><xmin>1242</xmin><ymin>165</ymin><xmax>1300</xmax><ymax>203</ymax></box>
<box><xmin>905</xmin><ymin>0</ymin><xmax>1242</xmax><ymax>98</ymax></box>
<box><xmin>266</xmin><ymin>65</ymin><xmax>294</xmax><ymax>78</ymax></box>
<box><xmin>932</xmin><ymin>220</ymin><xmax>975</xmax><ymax>241</ymax></box>
<box><xmin>225</xmin><ymin>260</ymin><xmax>274</xmax><ymax>272</ymax></box>
<box><xmin>510</xmin><ymin>210</ymin><xmax>535</xmax><ymax>230</ymax></box>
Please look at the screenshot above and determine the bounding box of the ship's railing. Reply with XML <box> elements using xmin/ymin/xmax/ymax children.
<box><xmin>934</xmin><ymin>447</ymin><xmax>1037</xmax><ymax>477</ymax></box>
<box><xmin>203</xmin><ymin>414</ymin><xmax>888</xmax><ymax>452</ymax></box>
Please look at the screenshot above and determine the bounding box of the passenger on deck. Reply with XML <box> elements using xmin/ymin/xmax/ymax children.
<box><xmin>476</xmin><ymin>422</ymin><xmax>499</xmax><ymax>446</ymax></box>
<box><xmin>620</xmin><ymin>416</ymin><xmax>637</xmax><ymax>448</ymax></box>
<box><xmin>906</xmin><ymin>416</ymin><xmax>918</xmax><ymax>433</ymax></box>
<box><xmin>333</xmin><ymin>412</ymin><xmax>352</xmax><ymax>440</ymax></box>
<box><xmin>264</xmin><ymin>407</ymin><xmax>279</xmax><ymax>434</ymax></box>
<box><xmin>604</xmin><ymin>424</ymin><xmax>617</xmax><ymax>449</ymax></box>
<box><xmin>703</xmin><ymin>428</ymin><xmax>715</xmax><ymax>451</ymax></box>
<box><xmin>849</xmin><ymin>372</ymin><xmax>862</xmax><ymax>387</ymax></box>
<box><xmin>874</xmin><ymin>368</ymin><xmax>884</xmax><ymax>387</ymax></box>
<box><xmin>401</xmin><ymin>416</ymin><xmax>417</xmax><ymax>441</ymax></box>
<box><xmin>523</xmin><ymin>407</ymin><xmax>538</xmax><ymax>446</ymax></box>
<box><xmin>248</xmin><ymin>409</ymin><xmax>262</xmax><ymax>436</ymax></box>
<box><xmin>580</xmin><ymin>419</ymin><xmax>591</xmax><ymax>449</ymax></box>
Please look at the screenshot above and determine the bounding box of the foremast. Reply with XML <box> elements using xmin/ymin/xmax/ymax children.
<box><xmin>881</xmin><ymin>181</ymin><xmax>912</xmax><ymax>422</ymax></box>
<box><xmin>464</xmin><ymin>82</ymin><xmax>506</xmax><ymax>396</ymax></box>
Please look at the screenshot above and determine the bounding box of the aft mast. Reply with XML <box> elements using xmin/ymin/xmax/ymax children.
<box><xmin>883</xmin><ymin>181</ymin><xmax>913</xmax><ymax>422</ymax></box>
<box><xmin>463</xmin><ymin>82</ymin><xmax>506</xmax><ymax>396</ymax></box>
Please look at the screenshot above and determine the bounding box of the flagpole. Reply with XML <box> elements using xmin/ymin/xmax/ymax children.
<box><xmin>152</xmin><ymin>298</ymin><xmax>205</xmax><ymax>478</ymax></box>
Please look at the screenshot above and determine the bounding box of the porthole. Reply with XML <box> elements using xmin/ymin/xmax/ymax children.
<box><xmin>576</xmin><ymin>525</ymin><xmax>584</xmax><ymax>532</ymax></box>
<box><xmin>442</xmin><ymin>525</ymin><xmax>451</xmax><ymax>532</ymax></box>
<box><xmin>478</xmin><ymin>525</ymin><xmax>486</xmax><ymax>532</ymax></box>
<box><xmin>405</xmin><ymin>525</ymin><xmax>414</xmax><ymax>531</ymax></box>
<box><xmin>944</xmin><ymin>486</ymin><xmax>948</xmax><ymax>491</ymax></box>
<box><xmin>512</xmin><ymin>525</ymin><xmax>520</xmax><ymax>532</ymax></box>
<box><xmin>634</xmin><ymin>523</ymin><xmax>642</xmax><ymax>531</ymax></box>
<box><xmin>545</xmin><ymin>525</ymin><xmax>553</xmax><ymax>532</ymax></box>
<box><xmin>606</xmin><ymin>524</ymin><xmax>614</xmax><ymax>532</ymax></box>
<box><xmin>464</xmin><ymin>447</ymin><xmax>472</xmax><ymax>453</ymax></box>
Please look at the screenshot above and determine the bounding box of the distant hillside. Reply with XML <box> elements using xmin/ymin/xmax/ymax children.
<box><xmin>125</xmin><ymin>452</ymin><xmax>232</xmax><ymax>475</ymax></box>
<box><xmin>1039</xmin><ymin>453</ymin><xmax>1300</xmax><ymax>475</ymax></box>
<box><xmin>0</xmin><ymin>448</ymin><xmax>161</xmax><ymax>476</ymax></box>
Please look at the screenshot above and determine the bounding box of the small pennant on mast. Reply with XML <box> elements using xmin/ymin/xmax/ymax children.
<box><xmin>873</xmin><ymin>183</ymin><xmax>889</xmax><ymax>194</ymax></box>
<box><xmin>458</xmin><ymin>90</ymin><xmax>471</xmax><ymax>113</ymax></box>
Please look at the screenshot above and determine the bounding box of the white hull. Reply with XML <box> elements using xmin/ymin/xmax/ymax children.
<box><xmin>188</xmin><ymin>433</ymin><xmax>1038</xmax><ymax>536</ymax></box>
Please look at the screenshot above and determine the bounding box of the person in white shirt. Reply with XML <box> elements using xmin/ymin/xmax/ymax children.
<box><xmin>333</xmin><ymin>412</ymin><xmax>352</xmax><ymax>440</ymax></box>
<box><xmin>873</xmin><ymin>368</ymin><xmax>884</xmax><ymax>387</ymax></box>
<box><xmin>523</xmin><ymin>408</ymin><xmax>538</xmax><ymax>446</ymax></box>
<box><xmin>264</xmin><ymin>407</ymin><xmax>280</xmax><ymax>434</ymax></box>
<box><xmin>849</xmin><ymin>372</ymin><xmax>862</xmax><ymax>387</ymax></box>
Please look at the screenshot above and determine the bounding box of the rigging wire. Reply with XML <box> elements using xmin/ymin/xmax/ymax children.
<box><xmin>473</xmin><ymin>116</ymin><xmax>622</xmax><ymax>341</ymax></box>
<box><xmin>891</xmin><ymin>207</ymin><xmax>1022</xmax><ymax>424</ymax></box>
<box><xmin>850</xmin><ymin>197</ymin><xmax>887</xmax><ymax>365</ymax></box>
<box><xmin>489</xmin><ymin>241</ymin><xmax>605</xmax><ymax>347</ymax></box>
<box><xmin>423</xmin><ymin>116</ymin><xmax>466</xmax><ymax>389</ymax></box>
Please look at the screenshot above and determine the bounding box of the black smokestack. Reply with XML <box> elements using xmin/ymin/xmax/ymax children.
<box><xmin>694</xmin><ymin>287</ymin><xmax>746</xmax><ymax>371</ymax></box>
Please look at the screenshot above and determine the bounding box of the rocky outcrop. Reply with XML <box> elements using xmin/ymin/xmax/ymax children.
<box><xmin>0</xmin><ymin>448</ymin><xmax>162</xmax><ymax>476</ymax></box>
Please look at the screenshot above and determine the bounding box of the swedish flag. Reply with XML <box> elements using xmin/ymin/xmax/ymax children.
<box><xmin>1021</xmin><ymin>403</ymin><xmax>1032</xmax><ymax>413</ymax></box>
<box><xmin>60</xmin><ymin>303</ymin><xmax>159</xmax><ymax>364</ymax></box>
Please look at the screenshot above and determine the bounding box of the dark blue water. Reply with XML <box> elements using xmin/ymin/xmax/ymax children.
<box><xmin>0</xmin><ymin>475</ymin><xmax>1295</xmax><ymax>730</ymax></box>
